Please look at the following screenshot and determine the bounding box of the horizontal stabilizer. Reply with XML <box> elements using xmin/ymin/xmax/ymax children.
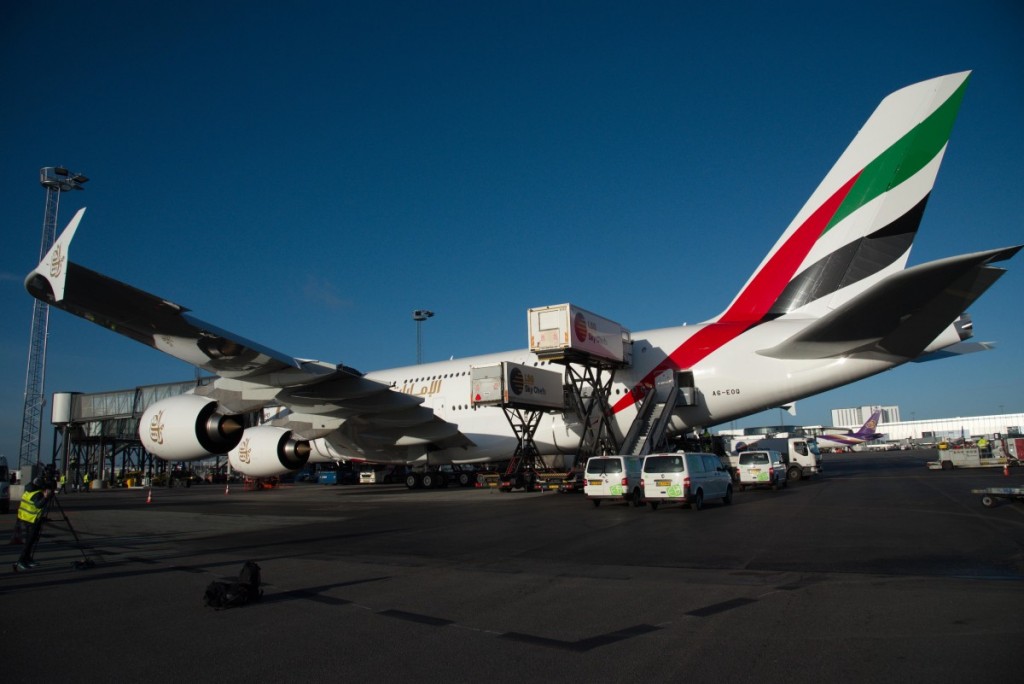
<box><xmin>911</xmin><ymin>340</ymin><xmax>996</xmax><ymax>363</ymax></box>
<box><xmin>758</xmin><ymin>245</ymin><xmax>1022</xmax><ymax>360</ymax></box>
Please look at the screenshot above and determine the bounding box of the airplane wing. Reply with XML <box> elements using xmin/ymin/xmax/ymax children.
<box><xmin>757</xmin><ymin>245</ymin><xmax>1022</xmax><ymax>361</ymax></box>
<box><xmin>25</xmin><ymin>210</ymin><xmax>473</xmax><ymax>456</ymax></box>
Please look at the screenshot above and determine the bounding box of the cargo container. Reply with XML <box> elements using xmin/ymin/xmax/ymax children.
<box><xmin>470</xmin><ymin>361</ymin><xmax>565</xmax><ymax>410</ymax></box>
<box><xmin>527</xmin><ymin>303</ymin><xmax>631</xmax><ymax>365</ymax></box>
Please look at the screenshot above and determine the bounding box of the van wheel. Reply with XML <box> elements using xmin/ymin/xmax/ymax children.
<box><xmin>693</xmin><ymin>490</ymin><xmax>704</xmax><ymax>511</ymax></box>
<box><xmin>649</xmin><ymin>501</ymin><xmax>660</xmax><ymax>511</ymax></box>
<box><xmin>592</xmin><ymin>499</ymin><xmax>602</xmax><ymax>508</ymax></box>
<box><xmin>631</xmin><ymin>488</ymin><xmax>643</xmax><ymax>507</ymax></box>
<box><xmin>723</xmin><ymin>485</ymin><xmax>733</xmax><ymax>505</ymax></box>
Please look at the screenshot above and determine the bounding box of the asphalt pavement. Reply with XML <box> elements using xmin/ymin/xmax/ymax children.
<box><xmin>2</xmin><ymin>450</ymin><xmax>1022</xmax><ymax>682</ymax></box>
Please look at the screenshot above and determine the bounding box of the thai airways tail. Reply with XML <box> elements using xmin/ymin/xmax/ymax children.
<box><xmin>852</xmin><ymin>410</ymin><xmax>883</xmax><ymax>439</ymax></box>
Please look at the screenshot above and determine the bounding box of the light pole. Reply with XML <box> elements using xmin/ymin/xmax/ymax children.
<box><xmin>413</xmin><ymin>309</ymin><xmax>434</xmax><ymax>364</ymax></box>
<box><xmin>19</xmin><ymin>167</ymin><xmax>88</xmax><ymax>469</ymax></box>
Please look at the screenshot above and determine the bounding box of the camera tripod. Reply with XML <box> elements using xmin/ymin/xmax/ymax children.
<box><xmin>43</xmin><ymin>492</ymin><xmax>96</xmax><ymax>570</ymax></box>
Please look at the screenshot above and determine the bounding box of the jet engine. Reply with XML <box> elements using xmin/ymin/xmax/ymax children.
<box><xmin>140</xmin><ymin>395</ymin><xmax>244</xmax><ymax>461</ymax></box>
<box><xmin>228</xmin><ymin>426</ymin><xmax>311</xmax><ymax>478</ymax></box>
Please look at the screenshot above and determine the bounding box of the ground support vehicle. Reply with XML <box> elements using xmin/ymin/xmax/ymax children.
<box><xmin>725</xmin><ymin>436</ymin><xmax>821</xmax><ymax>482</ymax></box>
<box><xmin>927</xmin><ymin>447</ymin><xmax>1019</xmax><ymax>470</ymax></box>
<box><xmin>735</xmin><ymin>450</ymin><xmax>787</xmax><ymax>491</ymax></box>
<box><xmin>583</xmin><ymin>455</ymin><xmax>643</xmax><ymax>507</ymax></box>
<box><xmin>971</xmin><ymin>487</ymin><xmax>1024</xmax><ymax>507</ymax></box>
<box><xmin>641</xmin><ymin>452</ymin><xmax>733</xmax><ymax>511</ymax></box>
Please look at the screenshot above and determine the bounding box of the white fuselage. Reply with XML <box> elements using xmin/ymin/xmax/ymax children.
<box><xmin>361</xmin><ymin>318</ymin><xmax>905</xmax><ymax>466</ymax></box>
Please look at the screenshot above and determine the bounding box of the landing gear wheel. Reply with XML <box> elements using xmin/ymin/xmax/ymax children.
<box><xmin>421</xmin><ymin>473</ymin><xmax>436</xmax><ymax>488</ymax></box>
<box><xmin>405</xmin><ymin>473</ymin><xmax>420</xmax><ymax>489</ymax></box>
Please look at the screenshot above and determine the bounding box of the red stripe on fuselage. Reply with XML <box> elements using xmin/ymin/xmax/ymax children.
<box><xmin>611</xmin><ymin>172</ymin><xmax>861</xmax><ymax>414</ymax></box>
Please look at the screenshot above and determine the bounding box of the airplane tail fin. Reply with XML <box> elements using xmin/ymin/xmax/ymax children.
<box><xmin>853</xmin><ymin>410</ymin><xmax>883</xmax><ymax>439</ymax></box>
<box><xmin>717</xmin><ymin>71</ymin><xmax>971</xmax><ymax>325</ymax></box>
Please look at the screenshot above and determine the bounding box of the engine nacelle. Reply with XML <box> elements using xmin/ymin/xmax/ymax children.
<box><xmin>140</xmin><ymin>395</ymin><xmax>244</xmax><ymax>461</ymax></box>
<box><xmin>229</xmin><ymin>426</ymin><xmax>311</xmax><ymax>478</ymax></box>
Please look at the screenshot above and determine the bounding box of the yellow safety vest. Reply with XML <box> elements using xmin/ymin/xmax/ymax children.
<box><xmin>17</xmin><ymin>489</ymin><xmax>45</xmax><ymax>524</ymax></box>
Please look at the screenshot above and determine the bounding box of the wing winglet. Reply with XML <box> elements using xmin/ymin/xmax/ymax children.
<box><xmin>26</xmin><ymin>207</ymin><xmax>86</xmax><ymax>302</ymax></box>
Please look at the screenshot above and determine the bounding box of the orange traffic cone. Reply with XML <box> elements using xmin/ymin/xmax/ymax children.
<box><xmin>146</xmin><ymin>488</ymin><xmax>152</xmax><ymax>504</ymax></box>
<box><xmin>1004</xmin><ymin>463</ymin><xmax>1010</xmax><ymax>477</ymax></box>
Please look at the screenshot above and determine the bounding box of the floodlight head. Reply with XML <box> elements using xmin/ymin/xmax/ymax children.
<box><xmin>412</xmin><ymin>309</ymin><xmax>435</xmax><ymax>321</ymax></box>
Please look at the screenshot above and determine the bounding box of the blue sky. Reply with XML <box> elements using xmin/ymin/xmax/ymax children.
<box><xmin>1</xmin><ymin>1</ymin><xmax>1022</xmax><ymax>463</ymax></box>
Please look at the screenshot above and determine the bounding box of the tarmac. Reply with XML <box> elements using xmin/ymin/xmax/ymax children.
<box><xmin>2</xmin><ymin>450</ymin><xmax>1022</xmax><ymax>682</ymax></box>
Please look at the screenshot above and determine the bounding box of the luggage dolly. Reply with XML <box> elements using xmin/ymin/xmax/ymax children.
<box><xmin>971</xmin><ymin>487</ymin><xmax>1024</xmax><ymax>508</ymax></box>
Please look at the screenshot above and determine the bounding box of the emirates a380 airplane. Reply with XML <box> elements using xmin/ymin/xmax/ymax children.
<box><xmin>26</xmin><ymin>71</ymin><xmax>1020</xmax><ymax>480</ymax></box>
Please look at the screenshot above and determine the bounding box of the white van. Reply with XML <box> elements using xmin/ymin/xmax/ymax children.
<box><xmin>641</xmin><ymin>452</ymin><xmax>733</xmax><ymax>510</ymax></box>
<box><xmin>736</xmin><ymin>450</ymin><xmax>787</xmax><ymax>490</ymax></box>
<box><xmin>584</xmin><ymin>455</ymin><xmax>643</xmax><ymax>507</ymax></box>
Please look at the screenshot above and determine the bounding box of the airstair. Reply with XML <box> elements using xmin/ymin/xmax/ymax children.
<box><xmin>620</xmin><ymin>369</ymin><xmax>696</xmax><ymax>457</ymax></box>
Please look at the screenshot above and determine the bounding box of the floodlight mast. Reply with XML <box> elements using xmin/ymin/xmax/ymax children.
<box><xmin>413</xmin><ymin>309</ymin><xmax>434</xmax><ymax>364</ymax></box>
<box><xmin>18</xmin><ymin>167</ymin><xmax>88</xmax><ymax>469</ymax></box>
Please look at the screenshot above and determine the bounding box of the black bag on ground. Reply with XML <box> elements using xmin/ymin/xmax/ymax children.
<box><xmin>203</xmin><ymin>561</ymin><xmax>263</xmax><ymax>610</ymax></box>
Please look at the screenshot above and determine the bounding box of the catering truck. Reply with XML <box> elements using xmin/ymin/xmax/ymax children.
<box><xmin>528</xmin><ymin>303</ymin><xmax>632</xmax><ymax>364</ymax></box>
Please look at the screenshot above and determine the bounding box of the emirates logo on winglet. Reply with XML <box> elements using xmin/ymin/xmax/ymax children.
<box><xmin>49</xmin><ymin>243</ymin><xmax>65</xmax><ymax>279</ymax></box>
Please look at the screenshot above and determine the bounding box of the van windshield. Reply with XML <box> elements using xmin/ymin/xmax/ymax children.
<box><xmin>643</xmin><ymin>456</ymin><xmax>684</xmax><ymax>473</ymax></box>
<box><xmin>586</xmin><ymin>459</ymin><xmax>623</xmax><ymax>475</ymax></box>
